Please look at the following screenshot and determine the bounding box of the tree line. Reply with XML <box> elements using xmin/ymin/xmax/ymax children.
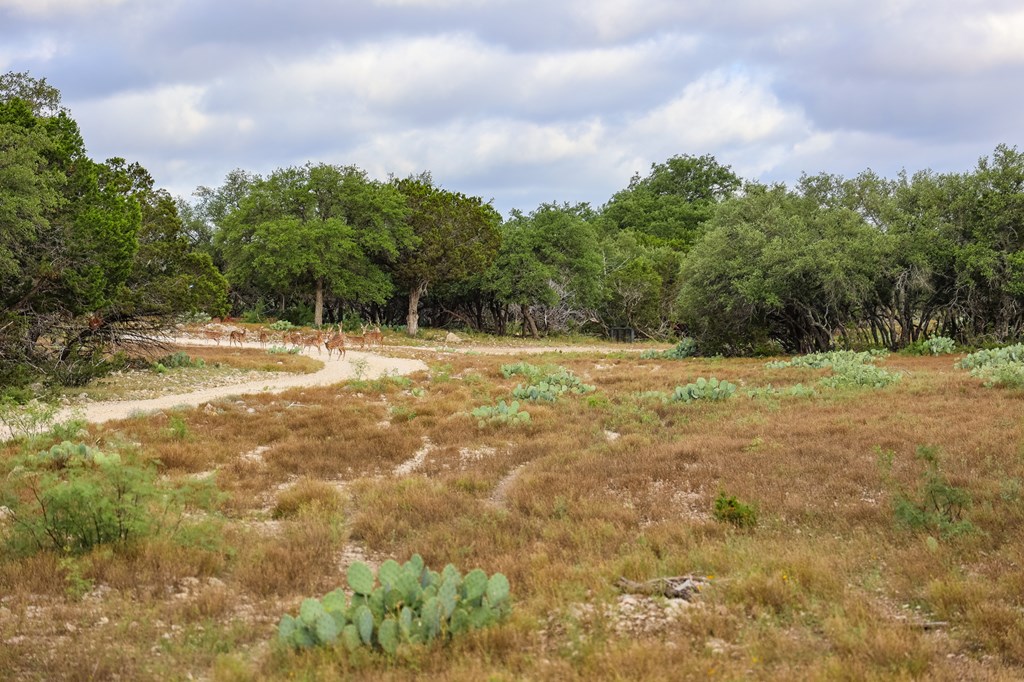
<box><xmin>194</xmin><ymin>148</ymin><xmax>1024</xmax><ymax>356</ymax></box>
<box><xmin>3</xmin><ymin>70</ymin><xmax>1024</xmax><ymax>390</ymax></box>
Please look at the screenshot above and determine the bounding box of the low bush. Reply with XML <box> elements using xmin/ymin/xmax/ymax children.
<box><xmin>713</xmin><ymin>493</ymin><xmax>757</xmax><ymax>528</ymax></box>
<box><xmin>156</xmin><ymin>351</ymin><xmax>205</xmax><ymax>369</ymax></box>
<box><xmin>500</xmin><ymin>361</ymin><xmax>545</xmax><ymax>381</ymax></box>
<box><xmin>903</xmin><ymin>336</ymin><xmax>956</xmax><ymax>356</ymax></box>
<box><xmin>0</xmin><ymin>441</ymin><xmax>221</xmax><ymax>555</ymax></box>
<box><xmin>640</xmin><ymin>338</ymin><xmax>697</xmax><ymax>360</ymax></box>
<box><xmin>877</xmin><ymin>445</ymin><xmax>974</xmax><ymax>537</ymax></box>
<box><xmin>768</xmin><ymin>350</ymin><xmax>901</xmax><ymax>389</ymax></box>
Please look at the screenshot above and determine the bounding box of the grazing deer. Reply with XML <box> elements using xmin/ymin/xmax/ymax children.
<box><xmin>202</xmin><ymin>328</ymin><xmax>225</xmax><ymax>345</ymax></box>
<box><xmin>301</xmin><ymin>332</ymin><xmax>324</xmax><ymax>355</ymax></box>
<box><xmin>229</xmin><ymin>329</ymin><xmax>246</xmax><ymax>347</ymax></box>
<box><xmin>362</xmin><ymin>325</ymin><xmax>384</xmax><ymax>348</ymax></box>
<box><xmin>325</xmin><ymin>332</ymin><xmax>346</xmax><ymax>359</ymax></box>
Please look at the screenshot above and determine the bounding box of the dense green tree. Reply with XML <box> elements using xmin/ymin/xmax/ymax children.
<box><xmin>678</xmin><ymin>183</ymin><xmax>886</xmax><ymax>353</ymax></box>
<box><xmin>215</xmin><ymin>164</ymin><xmax>410</xmax><ymax>326</ymax></box>
<box><xmin>1</xmin><ymin>72</ymin><xmax>226</xmax><ymax>387</ymax></box>
<box><xmin>598</xmin><ymin>231</ymin><xmax>684</xmax><ymax>337</ymax></box>
<box><xmin>392</xmin><ymin>178</ymin><xmax>501</xmax><ymax>336</ymax></box>
<box><xmin>484</xmin><ymin>203</ymin><xmax>602</xmax><ymax>336</ymax></box>
<box><xmin>603</xmin><ymin>154</ymin><xmax>741</xmax><ymax>250</ymax></box>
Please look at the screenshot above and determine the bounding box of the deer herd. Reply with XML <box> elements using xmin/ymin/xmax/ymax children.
<box><xmin>194</xmin><ymin>324</ymin><xmax>384</xmax><ymax>359</ymax></box>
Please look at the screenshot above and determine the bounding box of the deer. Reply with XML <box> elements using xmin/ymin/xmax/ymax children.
<box><xmin>202</xmin><ymin>328</ymin><xmax>225</xmax><ymax>345</ymax></box>
<box><xmin>325</xmin><ymin>331</ymin><xmax>347</xmax><ymax>359</ymax></box>
<box><xmin>362</xmin><ymin>325</ymin><xmax>384</xmax><ymax>348</ymax></box>
<box><xmin>301</xmin><ymin>331</ymin><xmax>324</xmax><ymax>355</ymax></box>
<box><xmin>346</xmin><ymin>331</ymin><xmax>366</xmax><ymax>350</ymax></box>
<box><xmin>257</xmin><ymin>329</ymin><xmax>270</xmax><ymax>348</ymax></box>
<box><xmin>229</xmin><ymin>329</ymin><xmax>246</xmax><ymax>347</ymax></box>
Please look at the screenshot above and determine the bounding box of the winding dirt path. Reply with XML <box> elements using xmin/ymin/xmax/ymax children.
<box><xmin>59</xmin><ymin>338</ymin><xmax>429</xmax><ymax>426</ymax></box>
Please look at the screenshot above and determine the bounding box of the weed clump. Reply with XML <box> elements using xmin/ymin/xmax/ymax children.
<box><xmin>877</xmin><ymin>445</ymin><xmax>974</xmax><ymax>537</ymax></box>
<box><xmin>713</xmin><ymin>492</ymin><xmax>757</xmax><ymax>528</ymax></box>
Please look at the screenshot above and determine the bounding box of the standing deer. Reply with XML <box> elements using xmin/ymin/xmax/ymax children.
<box><xmin>362</xmin><ymin>325</ymin><xmax>384</xmax><ymax>348</ymax></box>
<box><xmin>202</xmin><ymin>328</ymin><xmax>225</xmax><ymax>345</ymax></box>
<box><xmin>346</xmin><ymin>332</ymin><xmax>366</xmax><ymax>350</ymax></box>
<box><xmin>325</xmin><ymin>332</ymin><xmax>346</xmax><ymax>359</ymax></box>
<box><xmin>258</xmin><ymin>329</ymin><xmax>270</xmax><ymax>348</ymax></box>
<box><xmin>301</xmin><ymin>331</ymin><xmax>324</xmax><ymax>355</ymax></box>
<box><xmin>229</xmin><ymin>329</ymin><xmax>246</xmax><ymax>347</ymax></box>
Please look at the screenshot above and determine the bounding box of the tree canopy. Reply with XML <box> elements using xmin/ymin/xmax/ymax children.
<box><xmin>1</xmin><ymin>72</ymin><xmax>226</xmax><ymax>388</ymax></box>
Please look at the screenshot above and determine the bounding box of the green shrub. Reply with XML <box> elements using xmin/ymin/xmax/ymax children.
<box><xmin>958</xmin><ymin>343</ymin><xmax>1024</xmax><ymax>370</ymax></box>
<box><xmin>877</xmin><ymin>445</ymin><xmax>974</xmax><ymax>537</ymax></box>
<box><xmin>640</xmin><ymin>338</ymin><xmax>697</xmax><ymax>360</ymax></box>
<box><xmin>766</xmin><ymin>350</ymin><xmax>885</xmax><ymax>370</ymax></box>
<box><xmin>0</xmin><ymin>441</ymin><xmax>221</xmax><ymax>555</ymax></box>
<box><xmin>671</xmin><ymin>377</ymin><xmax>737</xmax><ymax>402</ymax></box>
<box><xmin>269</xmin><ymin>320</ymin><xmax>298</xmax><ymax>332</ymax></box>
<box><xmin>904</xmin><ymin>335</ymin><xmax>956</xmax><ymax>356</ymax></box>
<box><xmin>713</xmin><ymin>493</ymin><xmax>757</xmax><ymax>528</ymax></box>
<box><xmin>0</xmin><ymin>398</ymin><xmax>60</xmax><ymax>442</ymax></box>
<box><xmin>471</xmin><ymin>400</ymin><xmax>530</xmax><ymax>427</ymax></box>
<box><xmin>165</xmin><ymin>415</ymin><xmax>190</xmax><ymax>441</ymax></box>
<box><xmin>278</xmin><ymin>556</ymin><xmax>511</xmax><ymax>654</ymax></box>
<box><xmin>268</xmin><ymin>345</ymin><xmax>300</xmax><ymax>355</ymax></box>
<box><xmin>156</xmin><ymin>351</ymin><xmax>205</xmax><ymax>369</ymax></box>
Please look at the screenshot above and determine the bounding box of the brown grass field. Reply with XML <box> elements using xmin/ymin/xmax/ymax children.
<box><xmin>2</xmin><ymin>348</ymin><xmax>1023</xmax><ymax>680</ymax></box>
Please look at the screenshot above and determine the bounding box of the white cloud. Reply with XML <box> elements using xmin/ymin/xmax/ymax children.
<box><xmin>0</xmin><ymin>0</ymin><xmax>132</xmax><ymax>18</ymax></box>
<box><xmin>348</xmin><ymin>117</ymin><xmax>607</xmax><ymax>180</ymax></box>
<box><xmin>72</xmin><ymin>84</ymin><xmax>256</xmax><ymax>154</ymax></box>
<box><xmin>627</xmin><ymin>70</ymin><xmax>812</xmax><ymax>149</ymax></box>
<box><xmin>0</xmin><ymin>37</ymin><xmax>61</xmax><ymax>70</ymax></box>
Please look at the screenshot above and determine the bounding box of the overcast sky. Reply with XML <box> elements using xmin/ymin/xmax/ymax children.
<box><xmin>2</xmin><ymin>0</ymin><xmax>1022</xmax><ymax>215</ymax></box>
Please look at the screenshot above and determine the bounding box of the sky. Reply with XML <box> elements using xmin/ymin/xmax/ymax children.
<box><xmin>2</xmin><ymin>0</ymin><xmax>1022</xmax><ymax>215</ymax></box>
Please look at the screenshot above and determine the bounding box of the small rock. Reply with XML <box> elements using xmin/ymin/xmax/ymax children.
<box><xmin>444</xmin><ymin>332</ymin><xmax>463</xmax><ymax>344</ymax></box>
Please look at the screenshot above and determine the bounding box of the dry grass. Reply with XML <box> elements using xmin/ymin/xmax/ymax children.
<box><xmin>3</xmin><ymin>350</ymin><xmax>1024</xmax><ymax>679</ymax></box>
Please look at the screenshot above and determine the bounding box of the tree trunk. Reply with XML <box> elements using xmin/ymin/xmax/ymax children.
<box><xmin>407</xmin><ymin>282</ymin><xmax>426</xmax><ymax>336</ymax></box>
<box><xmin>314</xmin><ymin>278</ymin><xmax>324</xmax><ymax>327</ymax></box>
<box><xmin>521</xmin><ymin>304</ymin><xmax>540</xmax><ymax>339</ymax></box>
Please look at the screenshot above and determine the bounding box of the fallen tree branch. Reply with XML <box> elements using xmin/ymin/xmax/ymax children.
<box><xmin>615</xmin><ymin>575</ymin><xmax>711</xmax><ymax>600</ymax></box>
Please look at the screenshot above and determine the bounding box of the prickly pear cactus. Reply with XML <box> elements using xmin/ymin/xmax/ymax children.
<box><xmin>672</xmin><ymin>377</ymin><xmax>737</xmax><ymax>402</ymax></box>
<box><xmin>277</xmin><ymin>554</ymin><xmax>512</xmax><ymax>655</ymax></box>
